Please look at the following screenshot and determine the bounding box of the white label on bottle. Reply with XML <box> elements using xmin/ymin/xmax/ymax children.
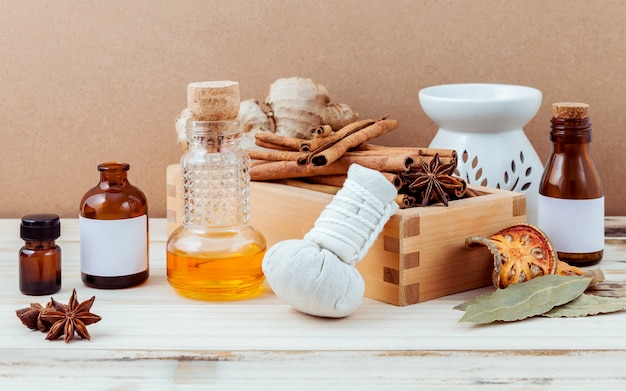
<box><xmin>537</xmin><ymin>195</ymin><xmax>604</xmax><ymax>253</ymax></box>
<box><xmin>79</xmin><ymin>215</ymin><xmax>148</xmax><ymax>276</ymax></box>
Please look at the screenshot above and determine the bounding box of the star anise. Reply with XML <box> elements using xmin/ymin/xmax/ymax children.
<box><xmin>16</xmin><ymin>302</ymin><xmax>53</xmax><ymax>331</ymax></box>
<box><xmin>39</xmin><ymin>289</ymin><xmax>102</xmax><ymax>343</ymax></box>
<box><xmin>406</xmin><ymin>153</ymin><xmax>466</xmax><ymax>207</ymax></box>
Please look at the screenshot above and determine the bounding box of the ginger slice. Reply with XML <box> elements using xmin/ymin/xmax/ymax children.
<box><xmin>466</xmin><ymin>223</ymin><xmax>603</xmax><ymax>288</ymax></box>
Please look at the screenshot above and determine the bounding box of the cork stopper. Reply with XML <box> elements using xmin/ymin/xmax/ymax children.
<box><xmin>552</xmin><ymin>102</ymin><xmax>589</xmax><ymax>119</ymax></box>
<box><xmin>187</xmin><ymin>81</ymin><xmax>240</xmax><ymax>121</ymax></box>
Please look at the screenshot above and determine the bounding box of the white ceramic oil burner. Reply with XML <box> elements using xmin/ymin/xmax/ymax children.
<box><xmin>419</xmin><ymin>83</ymin><xmax>543</xmax><ymax>224</ymax></box>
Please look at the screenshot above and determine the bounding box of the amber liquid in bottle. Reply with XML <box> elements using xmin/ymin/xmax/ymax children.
<box><xmin>19</xmin><ymin>214</ymin><xmax>62</xmax><ymax>296</ymax></box>
<box><xmin>166</xmin><ymin>119</ymin><xmax>266</xmax><ymax>301</ymax></box>
<box><xmin>79</xmin><ymin>162</ymin><xmax>149</xmax><ymax>288</ymax></box>
<box><xmin>167</xmin><ymin>231</ymin><xmax>265</xmax><ymax>300</ymax></box>
<box><xmin>538</xmin><ymin>103</ymin><xmax>603</xmax><ymax>266</ymax></box>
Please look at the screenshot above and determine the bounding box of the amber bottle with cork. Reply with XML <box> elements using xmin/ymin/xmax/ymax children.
<box><xmin>538</xmin><ymin>102</ymin><xmax>604</xmax><ymax>266</ymax></box>
<box><xmin>19</xmin><ymin>213</ymin><xmax>62</xmax><ymax>295</ymax></box>
<box><xmin>79</xmin><ymin>162</ymin><xmax>149</xmax><ymax>288</ymax></box>
<box><xmin>166</xmin><ymin>81</ymin><xmax>266</xmax><ymax>301</ymax></box>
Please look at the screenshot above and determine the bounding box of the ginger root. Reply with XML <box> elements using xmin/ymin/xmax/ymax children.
<box><xmin>238</xmin><ymin>99</ymin><xmax>274</xmax><ymax>150</ymax></box>
<box><xmin>266</xmin><ymin>77</ymin><xmax>358</xmax><ymax>139</ymax></box>
<box><xmin>175</xmin><ymin>77</ymin><xmax>358</xmax><ymax>151</ymax></box>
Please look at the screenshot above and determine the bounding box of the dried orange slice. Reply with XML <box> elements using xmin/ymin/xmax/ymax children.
<box><xmin>466</xmin><ymin>223</ymin><xmax>603</xmax><ymax>288</ymax></box>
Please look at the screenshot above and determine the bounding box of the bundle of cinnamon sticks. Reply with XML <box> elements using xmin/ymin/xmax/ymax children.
<box><xmin>248</xmin><ymin>118</ymin><xmax>472</xmax><ymax>208</ymax></box>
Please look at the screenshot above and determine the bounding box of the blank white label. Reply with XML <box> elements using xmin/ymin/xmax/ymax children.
<box><xmin>79</xmin><ymin>215</ymin><xmax>148</xmax><ymax>276</ymax></box>
<box><xmin>537</xmin><ymin>195</ymin><xmax>604</xmax><ymax>253</ymax></box>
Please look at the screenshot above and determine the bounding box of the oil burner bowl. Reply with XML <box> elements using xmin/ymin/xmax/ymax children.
<box><xmin>418</xmin><ymin>83</ymin><xmax>542</xmax><ymax>133</ymax></box>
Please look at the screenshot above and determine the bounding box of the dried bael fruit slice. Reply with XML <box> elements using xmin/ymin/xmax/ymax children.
<box><xmin>466</xmin><ymin>223</ymin><xmax>604</xmax><ymax>288</ymax></box>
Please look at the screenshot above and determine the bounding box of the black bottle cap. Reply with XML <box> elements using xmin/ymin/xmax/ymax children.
<box><xmin>20</xmin><ymin>213</ymin><xmax>61</xmax><ymax>241</ymax></box>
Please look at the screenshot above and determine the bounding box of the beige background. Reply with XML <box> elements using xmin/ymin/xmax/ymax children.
<box><xmin>1</xmin><ymin>0</ymin><xmax>624</xmax><ymax>218</ymax></box>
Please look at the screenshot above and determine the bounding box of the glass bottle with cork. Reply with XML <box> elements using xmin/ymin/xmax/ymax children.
<box><xmin>19</xmin><ymin>213</ymin><xmax>62</xmax><ymax>295</ymax></box>
<box><xmin>79</xmin><ymin>162</ymin><xmax>149</xmax><ymax>288</ymax></box>
<box><xmin>538</xmin><ymin>102</ymin><xmax>604</xmax><ymax>266</ymax></box>
<box><xmin>166</xmin><ymin>81</ymin><xmax>266</xmax><ymax>301</ymax></box>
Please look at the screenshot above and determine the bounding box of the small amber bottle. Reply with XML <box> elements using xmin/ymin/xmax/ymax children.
<box><xmin>19</xmin><ymin>213</ymin><xmax>61</xmax><ymax>295</ymax></box>
<box><xmin>538</xmin><ymin>102</ymin><xmax>604</xmax><ymax>266</ymax></box>
<box><xmin>79</xmin><ymin>162</ymin><xmax>149</xmax><ymax>288</ymax></box>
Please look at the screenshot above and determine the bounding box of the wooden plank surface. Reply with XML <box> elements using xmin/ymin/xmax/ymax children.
<box><xmin>2</xmin><ymin>218</ymin><xmax>626</xmax><ymax>389</ymax></box>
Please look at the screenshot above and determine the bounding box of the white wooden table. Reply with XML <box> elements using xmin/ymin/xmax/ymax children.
<box><xmin>2</xmin><ymin>218</ymin><xmax>626</xmax><ymax>389</ymax></box>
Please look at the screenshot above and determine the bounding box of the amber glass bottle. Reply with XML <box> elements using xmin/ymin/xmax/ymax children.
<box><xmin>538</xmin><ymin>102</ymin><xmax>604</xmax><ymax>266</ymax></box>
<box><xmin>19</xmin><ymin>213</ymin><xmax>61</xmax><ymax>295</ymax></box>
<box><xmin>166</xmin><ymin>119</ymin><xmax>266</xmax><ymax>301</ymax></box>
<box><xmin>79</xmin><ymin>162</ymin><xmax>149</xmax><ymax>288</ymax></box>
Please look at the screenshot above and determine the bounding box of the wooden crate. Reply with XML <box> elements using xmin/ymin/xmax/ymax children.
<box><xmin>166</xmin><ymin>164</ymin><xmax>526</xmax><ymax>306</ymax></box>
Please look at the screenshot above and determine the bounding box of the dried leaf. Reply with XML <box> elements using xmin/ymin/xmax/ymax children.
<box><xmin>543</xmin><ymin>294</ymin><xmax>626</xmax><ymax>318</ymax></box>
<box><xmin>459</xmin><ymin>275</ymin><xmax>591</xmax><ymax>324</ymax></box>
<box><xmin>453</xmin><ymin>294</ymin><xmax>490</xmax><ymax>311</ymax></box>
<box><xmin>453</xmin><ymin>302</ymin><xmax>469</xmax><ymax>311</ymax></box>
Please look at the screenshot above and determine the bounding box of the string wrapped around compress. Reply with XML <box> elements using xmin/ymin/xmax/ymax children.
<box><xmin>262</xmin><ymin>164</ymin><xmax>398</xmax><ymax>317</ymax></box>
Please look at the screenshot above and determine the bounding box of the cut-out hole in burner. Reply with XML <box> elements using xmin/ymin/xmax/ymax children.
<box><xmin>475</xmin><ymin>168</ymin><xmax>483</xmax><ymax>182</ymax></box>
<box><xmin>462</xmin><ymin>150</ymin><xmax>469</xmax><ymax>164</ymax></box>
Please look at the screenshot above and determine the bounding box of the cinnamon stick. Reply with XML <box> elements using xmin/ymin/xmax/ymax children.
<box><xmin>250</xmin><ymin>159</ymin><xmax>271</xmax><ymax>168</ymax></box>
<box><xmin>251</xmin><ymin>160</ymin><xmax>351</xmax><ymax>181</ymax></box>
<box><xmin>254</xmin><ymin>139</ymin><xmax>295</xmax><ymax>151</ymax></box>
<box><xmin>379</xmin><ymin>172</ymin><xmax>403</xmax><ymax>189</ymax></box>
<box><xmin>465</xmin><ymin>187</ymin><xmax>485</xmax><ymax>198</ymax></box>
<box><xmin>247</xmin><ymin>149</ymin><xmax>304</xmax><ymax>161</ymax></box>
<box><xmin>395</xmin><ymin>194</ymin><xmax>417</xmax><ymax>209</ymax></box>
<box><xmin>338</xmin><ymin>154</ymin><xmax>412</xmax><ymax>172</ymax></box>
<box><xmin>250</xmin><ymin>154</ymin><xmax>411</xmax><ymax>181</ymax></box>
<box><xmin>355</xmin><ymin>144</ymin><xmax>457</xmax><ymax>160</ymax></box>
<box><xmin>255</xmin><ymin>133</ymin><xmax>303</xmax><ymax>151</ymax></box>
<box><xmin>303</xmin><ymin>119</ymin><xmax>399</xmax><ymax>166</ymax></box>
<box><xmin>305</xmin><ymin>171</ymin><xmax>401</xmax><ymax>190</ymax></box>
<box><xmin>312</xmin><ymin>125</ymin><xmax>333</xmax><ymax>138</ymax></box>
<box><xmin>304</xmin><ymin>175</ymin><xmax>347</xmax><ymax>187</ymax></box>
<box><xmin>344</xmin><ymin>146</ymin><xmax>456</xmax><ymax>167</ymax></box>
<box><xmin>299</xmin><ymin>119</ymin><xmax>377</xmax><ymax>152</ymax></box>
<box><xmin>409</xmin><ymin>155</ymin><xmax>456</xmax><ymax>168</ymax></box>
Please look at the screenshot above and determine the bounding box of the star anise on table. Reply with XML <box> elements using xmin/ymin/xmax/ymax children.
<box><xmin>404</xmin><ymin>153</ymin><xmax>466</xmax><ymax>207</ymax></box>
<box><xmin>38</xmin><ymin>289</ymin><xmax>102</xmax><ymax>343</ymax></box>
<box><xmin>15</xmin><ymin>302</ymin><xmax>53</xmax><ymax>331</ymax></box>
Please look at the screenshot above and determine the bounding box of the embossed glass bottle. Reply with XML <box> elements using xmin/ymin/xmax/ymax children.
<box><xmin>166</xmin><ymin>119</ymin><xmax>266</xmax><ymax>300</ymax></box>
<box><xmin>538</xmin><ymin>102</ymin><xmax>604</xmax><ymax>266</ymax></box>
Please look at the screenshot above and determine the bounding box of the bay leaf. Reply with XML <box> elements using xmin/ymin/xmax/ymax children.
<box><xmin>453</xmin><ymin>302</ymin><xmax>469</xmax><ymax>311</ymax></box>
<box><xmin>459</xmin><ymin>275</ymin><xmax>591</xmax><ymax>324</ymax></box>
<box><xmin>454</xmin><ymin>293</ymin><xmax>490</xmax><ymax>311</ymax></box>
<box><xmin>543</xmin><ymin>293</ymin><xmax>626</xmax><ymax>318</ymax></box>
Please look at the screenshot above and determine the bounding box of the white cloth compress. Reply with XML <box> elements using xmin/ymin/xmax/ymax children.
<box><xmin>262</xmin><ymin>164</ymin><xmax>398</xmax><ymax>317</ymax></box>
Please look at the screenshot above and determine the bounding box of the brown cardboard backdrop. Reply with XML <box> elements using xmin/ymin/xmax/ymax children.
<box><xmin>1</xmin><ymin>0</ymin><xmax>625</xmax><ymax>218</ymax></box>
